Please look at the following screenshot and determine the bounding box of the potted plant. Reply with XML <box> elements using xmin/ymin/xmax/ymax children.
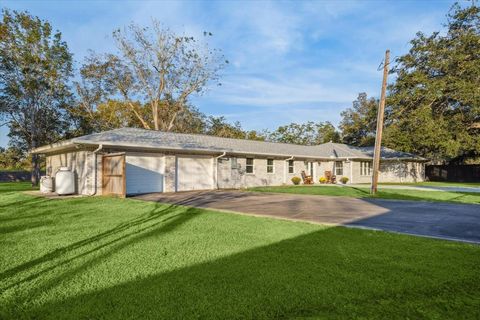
<box><xmin>340</xmin><ymin>176</ymin><xmax>349</xmax><ymax>184</ymax></box>
<box><xmin>319</xmin><ymin>177</ymin><xmax>327</xmax><ymax>184</ymax></box>
<box><xmin>291</xmin><ymin>176</ymin><xmax>301</xmax><ymax>185</ymax></box>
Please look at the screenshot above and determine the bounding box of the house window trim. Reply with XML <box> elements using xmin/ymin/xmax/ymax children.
<box><xmin>231</xmin><ymin>157</ymin><xmax>238</xmax><ymax>169</ymax></box>
<box><xmin>360</xmin><ymin>161</ymin><xmax>372</xmax><ymax>176</ymax></box>
<box><xmin>335</xmin><ymin>161</ymin><xmax>343</xmax><ymax>176</ymax></box>
<box><xmin>267</xmin><ymin>159</ymin><xmax>275</xmax><ymax>174</ymax></box>
<box><xmin>246</xmin><ymin>158</ymin><xmax>255</xmax><ymax>174</ymax></box>
<box><xmin>288</xmin><ymin>160</ymin><xmax>294</xmax><ymax>174</ymax></box>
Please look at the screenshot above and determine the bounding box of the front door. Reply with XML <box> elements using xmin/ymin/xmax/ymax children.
<box><xmin>102</xmin><ymin>153</ymin><xmax>126</xmax><ymax>197</ymax></box>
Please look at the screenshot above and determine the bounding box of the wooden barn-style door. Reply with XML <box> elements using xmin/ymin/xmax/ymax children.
<box><xmin>102</xmin><ymin>153</ymin><xmax>126</xmax><ymax>197</ymax></box>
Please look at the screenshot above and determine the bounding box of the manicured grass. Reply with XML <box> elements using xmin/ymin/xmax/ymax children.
<box><xmin>371</xmin><ymin>181</ymin><xmax>480</xmax><ymax>188</ymax></box>
<box><xmin>249</xmin><ymin>185</ymin><xmax>480</xmax><ymax>204</ymax></box>
<box><xmin>0</xmin><ymin>184</ymin><xmax>479</xmax><ymax>319</ymax></box>
<box><xmin>0</xmin><ymin>181</ymin><xmax>38</xmax><ymax>193</ymax></box>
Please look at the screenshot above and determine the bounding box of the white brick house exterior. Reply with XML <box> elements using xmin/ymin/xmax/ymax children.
<box><xmin>33</xmin><ymin>128</ymin><xmax>427</xmax><ymax>195</ymax></box>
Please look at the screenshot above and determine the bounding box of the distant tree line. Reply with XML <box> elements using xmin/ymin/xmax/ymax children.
<box><xmin>1</xmin><ymin>3</ymin><xmax>479</xmax><ymax>184</ymax></box>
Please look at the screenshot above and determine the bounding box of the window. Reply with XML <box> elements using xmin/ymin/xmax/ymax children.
<box><xmin>246</xmin><ymin>158</ymin><xmax>254</xmax><ymax>173</ymax></box>
<box><xmin>360</xmin><ymin>161</ymin><xmax>372</xmax><ymax>176</ymax></box>
<box><xmin>288</xmin><ymin>160</ymin><xmax>294</xmax><ymax>174</ymax></box>
<box><xmin>267</xmin><ymin>159</ymin><xmax>274</xmax><ymax>173</ymax></box>
<box><xmin>335</xmin><ymin>161</ymin><xmax>343</xmax><ymax>176</ymax></box>
<box><xmin>231</xmin><ymin>157</ymin><xmax>238</xmax><ymax>169</ymax></box>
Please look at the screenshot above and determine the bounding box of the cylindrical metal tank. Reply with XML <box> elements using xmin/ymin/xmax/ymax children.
<box><xmin>40</xmin><ymin>176</ymin><xmax>54</xmax><ymax>193</ymax></box>
<box><xmin>55</xmin><ymin>167</ymin><xmax>75</xmax><ymax>195</ymax></box>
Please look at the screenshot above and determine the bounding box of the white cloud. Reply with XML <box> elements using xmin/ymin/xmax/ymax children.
<box><xmin>214</xmin><ymin>74</ymin><xmax>356</xmax><ymax>106</ymax></box>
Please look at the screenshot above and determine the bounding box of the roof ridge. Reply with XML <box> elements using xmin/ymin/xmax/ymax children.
<box><xmin>112</xmin><ymin>127</ymin><xmax>326</xmax><ymax>149</ymax></box>
<box><xmin>331</xmin><ymin>142</ymin><xmax>366</xmax><ymax>157</ymax></box>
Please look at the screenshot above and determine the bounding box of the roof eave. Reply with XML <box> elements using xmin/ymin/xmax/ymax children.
<box><xmin>74</xmin><ymin>140</ymin><xmax>341</xmax><ymax>160</ymax></box>
<box><xmin>30</xmin><ymin>140</ymin><xmax>78</xmax><ymax>154</ymax></box>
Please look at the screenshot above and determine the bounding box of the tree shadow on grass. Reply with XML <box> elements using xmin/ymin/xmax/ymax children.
<box><xmin>20</xmin><ymin>226</ymin><xmax>480</xmax><ymax>320</ymax></box>
<box><xmin>0</xmin><ymin>195</ymin><xmax>204</xmax><ymax>293</ymax></box>
<box><xmin>0</xmin><ymin>221</ymin><xmax>51</xmax><ymax>235</ymax></box>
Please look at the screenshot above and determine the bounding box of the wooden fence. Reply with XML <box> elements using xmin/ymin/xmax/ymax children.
<box><xmin>426</xmin><ymin>165</ymin><xmax>480</xmax><ymax>182</ymax></box>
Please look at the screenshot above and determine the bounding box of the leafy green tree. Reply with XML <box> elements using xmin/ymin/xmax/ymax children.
<box><xmin>317</xmin><ymin>121</ymin><xmax>341</xmax><ymax>143</ymax></box>
<box><xmin>0</xmin><ymin>146</ymin><xmax>31</xmax><ymax>170</ymax></box>
<box><xmin>269</xmin><ymin>122</ymin><xmax>318</xmax><ymax>145</ymax></box>
<box><xmin>386</xmin><ymin>3</ymin><xmax>480</xmax><ymax>162</ymax></box>
<box><xmin>206</xmin><ymin>116</ymin><xmax>245</xmax><ymax>139</ymax></box>
<box><xmin>245</xmin><ymin>130</ymin><xmax>267</xmax><ymax>141</ymax></box>
<box><xmin>339</xmin><ymin>93</ymin><xmax>378</xmax><ymax>146</ymax></box>
<box><xmin>269</xmin><ymin>121</ymin><xmax>340</xmax><ymax>145</ymax></box>
<box><xmin>0</xmin><ymin>9</ymin><xmax>73</xmax><ymax>185</ymax></box>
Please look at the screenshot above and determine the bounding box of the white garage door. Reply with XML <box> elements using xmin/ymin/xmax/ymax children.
<box><xmin>176</xmin><ymin>155</ymin><xmax>214</xmax><ymax>191</ymax></box>
<box><xmin>126</xmin><ymin>153</ymin><xmax>164</xmax><ymax>195</ymax></box>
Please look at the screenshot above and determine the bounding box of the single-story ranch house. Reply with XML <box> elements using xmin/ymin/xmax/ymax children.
<box><xmin>32</xmin><ymin>127</ymin><xmax>427</xmax><ymax>196</ymax></box>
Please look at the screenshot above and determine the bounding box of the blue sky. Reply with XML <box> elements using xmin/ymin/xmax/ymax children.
<box><xmin>0</xmin><ymin>0</ymin><xmax>460</xmax><ymax>147</ymax></box>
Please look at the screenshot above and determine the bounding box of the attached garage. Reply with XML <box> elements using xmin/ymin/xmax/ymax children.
<box><xmin>125</xmin><ymin>153</ymin><xmax>165</xmax><ymax>195</ymax></box>
<box><xmin>176</xmin><ymin>155</ymin><xmax>214</xmax><ymax>191</ymax></box>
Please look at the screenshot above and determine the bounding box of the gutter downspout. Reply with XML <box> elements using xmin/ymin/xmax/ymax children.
<box><xmin>89</xmin><ymin>144</ymin><xmax>103</xmax><ymax>196</ymax></box>
<box><xmin>285</xmin><ymin>156</ymin><xmax>294</xmax><ymax>184</ymax></box>
<box><xmin>214</xmin><ymin>152</ymin><xmax>226</xmax><ymax>189</ymax></box>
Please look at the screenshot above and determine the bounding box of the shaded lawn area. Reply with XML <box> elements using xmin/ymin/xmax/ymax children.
<box><xmin>367</xmin><ymin>181</ymin><xmax>480</xmax><ymax>188</ymax></box>
<box><xmin>249</xmin><ymin>185</ymin><xmax>480</xmax><ymax>204</ymax></box>
<box><xmin>0</xmin><ymin>182</ymin><xmax>38</xmax><ymax>193</ymax></box>
<box><xmin>0</xmin><ymin>186</ymin><xmax>479</xmax><ymax>319</ymax></box>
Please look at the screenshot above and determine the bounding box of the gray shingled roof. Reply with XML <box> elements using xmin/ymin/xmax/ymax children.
<box><xmin>35</xmin><ymin>127</ymin><xmax>426</xmax><ymax>160</ymax></box>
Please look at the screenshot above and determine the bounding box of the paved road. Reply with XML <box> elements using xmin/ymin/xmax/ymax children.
<box><xmin>133</xmin><ymin>191</ymin><xmax>480</xmax><ymax>244</ymax></box>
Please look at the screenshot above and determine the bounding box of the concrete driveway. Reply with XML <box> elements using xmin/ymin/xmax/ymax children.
<box><xmin>133</xmin><ymin>190</ymin><xmax>480</xmax><ymax>244</ymax></box>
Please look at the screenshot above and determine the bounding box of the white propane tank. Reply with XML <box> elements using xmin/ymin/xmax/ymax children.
<box><xmin>40</xmin><ymin>176</ymin><xmax>54</xmax><ymax>193</ymax></box>
<box><xmin>55</xmin><ymin>167</ymin><xmax>75</xmax><ymax>195</ymax></box>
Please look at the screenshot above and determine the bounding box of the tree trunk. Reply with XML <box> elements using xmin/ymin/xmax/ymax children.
<box><xmin>153</xmin><ymin>102</ymin><xmax>159</xmax><ymax>130</ymax></box>
<box><xmin>31</xmin><ymin>153</ymin><xmax>40</xmax><ymax>187</ymax></box>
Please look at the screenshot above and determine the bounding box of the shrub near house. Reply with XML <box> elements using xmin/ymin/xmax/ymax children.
<box><xmin>340</xmin><ymin>177</ymin><xmax>349</xmax><ymax>184</ymax></box>
<box><xmin>291</xmin><ymin>177</ymin><xmax>301</xmax><ymax>185</ymax></box>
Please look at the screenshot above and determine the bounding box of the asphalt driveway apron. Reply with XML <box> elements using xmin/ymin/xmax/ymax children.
<box><xmin>133</xmin><ymin>190</ymin><xmax>480</xmax><ymax>244</ymax></box>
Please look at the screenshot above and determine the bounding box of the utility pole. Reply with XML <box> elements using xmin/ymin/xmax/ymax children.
<box><xmin>371</xmin><ymin>49</ymin><xmax>390</xmax><ymax>195</ymax></box>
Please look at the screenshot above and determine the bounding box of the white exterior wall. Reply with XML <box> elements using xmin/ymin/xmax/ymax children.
<box><xmin>285</xmin><ymin>160</ymin><xmax>309</xmax><ymax>184</ymax></box>
<box><xmin>350</xmin><ymin>160</ymin><xmax>425</xmax><ymax>184</ymax></box>
<box><xmin>316</xmin><ymin>160</ymin><xmax>353</xmax><ymax>183</ymax></box>
<box><xmin>47</xmin><ymin>149</ymin><xmax>426</xmax><ymax>195</ymax></box>
<box><xmin>46</xmin><ymin>150</ymin><xmax>97</xmax><ymax>195</ymax></box>
<box><xmin>164</xmin><ymin>155</ymin><xmax>176</xmax><ymax>192</ymax></box>
<box><xmin>217</xmin><ymin>157</ymin><xmax>286</xmax><ymax>188</ymax></box>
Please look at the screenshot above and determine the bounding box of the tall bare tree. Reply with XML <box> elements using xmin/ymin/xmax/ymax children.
<box><xmin>0</xmin><ymin>9</ymin><xmax>73</xmax><ymax>185</ymax></box>
<box><xmin>75</xmin><ymin>21</ymin><xmax>227</xmax><ymax>131</ymax></box>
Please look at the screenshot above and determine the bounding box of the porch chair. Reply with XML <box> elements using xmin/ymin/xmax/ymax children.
<box><xmin>324</xmin><ymin>171</ymin><xmax>337</xmax><ymax>184</ymax></box>
<box><xmin>301</xmin><ymin>170</ymin><xmax>313</xmax><ymax>184</ymax></box>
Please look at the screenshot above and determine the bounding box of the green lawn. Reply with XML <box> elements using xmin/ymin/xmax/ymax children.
<box><xmin>249</xmin><ymin>185</ymin><xmax>480</xmax><ymax>204</ymax></box>
<box><xmin>0</xmin><ymin>183</ymin><xmax>479</xmax><ymax>319</ymax></box>
<box><xmin>0</xmin><ymin>181</ymin><xmax>38</xmax><ymax>193</ymax></box>
<box><xmin>371</xmin><ymin>181</ymin><xmax>480</xmax><ymax>188</ymax></box>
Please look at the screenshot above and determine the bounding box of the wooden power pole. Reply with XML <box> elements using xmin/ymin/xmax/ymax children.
<box><xmin>371</xmin><ymin>49</ymin><xmax>390</xmax><ymax>195</ymax></box>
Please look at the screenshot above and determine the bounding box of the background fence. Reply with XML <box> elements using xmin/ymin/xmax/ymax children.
<box><xmin>0</xmin><ymin>171</ymin><xmax>44</xmax><ymax>182</ymax></box>
<box><xmin>426</xmin><ymin>165</ymin><xmax>480</xmax><ymax>182</ymax></box>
